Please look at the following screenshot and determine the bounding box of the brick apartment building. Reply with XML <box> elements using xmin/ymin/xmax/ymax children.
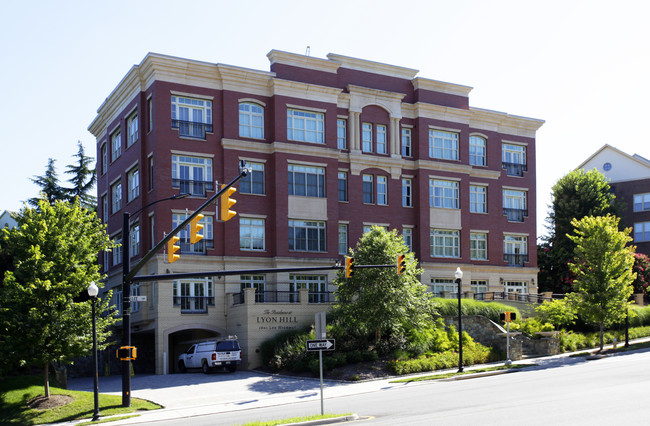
<box><xmin>89</xmin><ymin>50</ymin><xmax>544</xmax><ymax>373</ymax></box>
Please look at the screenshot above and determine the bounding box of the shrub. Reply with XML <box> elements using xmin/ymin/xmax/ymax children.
<box><xmin>260</xmin><ymin>326</ymin><xmax>314</xmax><ymax>371</ymax></box>
<box><xmin>345</xmin><ymin>350</ymin><xmax>363</xmax><ymax>364</ymax></box>
<box><xmin>433</xmin><ymin>298</ymin><xmax>521</xmax><ymax>322</ymax></box>
<box><xmin>535</xmin><ymin>299</ymin><xmax>576</xmax><ymax>327</ymax></box>
<box><xmin>629</xmin><ymin>305</ymin><xmax>650</xmax><ymax>327</ymax></box>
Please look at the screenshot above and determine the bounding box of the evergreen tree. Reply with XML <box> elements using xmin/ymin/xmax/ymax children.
<box><xmin>29</xmin><ymin>158</ymin><xmax>66</xmax><ymax>207</ymax></box>
<box><xmin>64</xmin><ymin>141</ymin><xmax>97</xmax><ymax>209</ymax></box>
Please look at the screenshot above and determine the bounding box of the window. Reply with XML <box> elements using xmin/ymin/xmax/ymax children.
<box><xmin>147</xmin><ymin>98</ymin><xmax>153</xmax><ymax>132</ymax></box>
<box><xmin>172</xmin><ymin>214</ymin><xmax>214</xmax><ymax>253</ymax></box>
<box><xmin>103</xmin><ymin>249</ymin><xmax>109</xmax><ymax>272</ymax></box>
<box><xmin>171</xmin><ymin>96</ymin><xmax>213</xmax><ymax>138</ymax></box>
<box><xmin>469</xmin><ymin>135</ymin><xmax>486</xmax><ymax>166</ymax></box>
<box><xmin>288</xmin><ymin>164</ymin><xmax>325</xmax><ymax>197</ymax></box>
<box><xmin>470</xmin><ymin>185</ymin><xmax>487</xmax><ymax>213</ymax></box>
<box><xmin>290</xmin><ymin>275</ymin><xmax>328</xmax><ymax>303</ymax></box>
<box><xmin>101</xmin><ymin>144</ymin><xmax>107</xmax><ymax>175</ymax></box>
<box><xmin>337</xmin><ymin>119</ymin><xmax>347</xmax><ymax>149</ymax></box>
<box><xmin>114</xmin><ymin>289</ymin><xmax>123</xmax><ymax>315</ymax></box>
<box><xmin>127</xmin><ymin>113</ymin><xmax>138</xmax><ymax>147</ymax></box>
<box><xmin>240</xmin><ymin>275</ymin><xmax>265</xmax><ymax>303</ymax></box>
<box><xmin>502</xmin><ymin>143</ymin><xmax>527</xmax><ymax>176</ymax></box>
<box><xmin>503</xmin><ymin>189</ymin><xmax>527</xmax><ymax>222</ymax></box>
<box><xmin>130</xmin><ymin>284</ymin><xmax>141</xmax><ymax>312</ymax></box>
<box><xmin>240</xmin><ymin>162</ymin><xmax>264</xmax><ymax>195</ymax></box>
<box><xmin>130</xmin><ymin>223</ymin><xmax>140</xmax><ymax>257</ymax></box>
<box><xmin>101</xmin><ymin>194</ymin><xmax>108</xmax><ymax>222</ymax></box>
<box><xmin>634</xmin><ymin>222</ymin><xmax>650</xmax><ymax>242</ymax></box>
<box><xmin>149</xmin><ymin>215</ymin><xmax>155</xmax><ymax>249</ymax></box>
<box><xmin>504</xmin><ymin>235</ymin><xmax>528</xmax><ymax>266</ymax></box>
<box><xmin>111</xmin><ymin>181</ymin><xmax>122</xmax><ymax>213</ymax></box>
<box><xmin>634</xmin><ymin>193</ymin><xmax>650</xmax><ymax>212</ymax></box>
<box><xmin>172</xmin><ymin>155</ymin><xmax>213</xmax><ymax>197</ymax></box>
<box><xmin>112</xmin><ymin>235</ymin><xmax>122</xmax><ymax>266</ymax></box>
<box><xmin>287</xmin><ymin>109</ymin><xmax>324</xmax><ymax>143</ymax></box>
<box><xmin>377</xmin><ymin>125</ymin><xmax>387</xmax><ymax>154</ymax></box>
<box><xmin>470</xmin><ymin>233</ymin><xmax>487</xmax><ymax>260</ymax></box>
<box><xmin>471</xmin><ymin>280</ymin><xmax>488</xmax><ymax>294</ymax></box>
<box><xmin>289</xmin><ymin>220</ymin><xmax>326</xmax><ymax>252</ymax></box>
<box><xmin>401</xmin><ymin>128</ymin><xmax>412</xmax><ymax>157</ymax></box>
<box><xmin>148</xmin><ymin>156</ymin><xmax>154</xmax><ymax>191</ymax></box>
<box><xmin>363</xmin><ymin>174</ymin><xmax>374</xmax><ymax>204</ymax></box>
<box><xmin>127</xmin><ymin>167</ymin><xmax>139</xmax><ymax>202</ymax></box>
<box><xmin>239</xmin><ymin>102</ymin><xmax>264</xmax><ymax>139</ymax></box>
<box><xmin>431</xmin><ymin>229</ymin><xmax>460</xmax><ymax>258</ymax></box>
<box><xmin>173</xmin><ymin>278</ymin><xmax>214</xmax><ymax>313</ymax></box>
<box><xmin>430</xmin><ymin>278</ymin><xmax>456</xmax><ymax>295</ymax></box>
<box><xmin>403</xmin><ymin>228</ymin><xmax>413</xmax><ymax>251</ymax></box>
<box><xmin>338</xmin><ymin>224</ymin><xmax>348</xmax><ymax>255</ymax></box>
<box><xmin>377</xmin><ymin>176</ymin><xmax>387</xmax><ymax>205</ymax></box>
<box><xmin>362</xmin><ymin>123</ymin><xmax>373</xmax><ymax>152</ymax></box>
<box><xmin>240</xmin><ymin>218</ymin><xmax>265</xmax><ymax>251</ymax></box>
<box><xmin>111</xmin><ymin>130</ymin><xmax>121</xmax><ymax>161</ymax></box>
<box><xmin>430</xmin><ymin>179</ymin><xmax>459</xmax><ymax>209</ymax></box>
<box><xmin>338</xmin><ymin>172</ymin><xmax>348</xmax><ymax>202</ymax></box>
<box><xmin>505</xmin><ymin>281</ymin><xmax>528</xmax><ymax>294</ymax></box>
<box><xmin>429</xmin><ymin>129</ymin><xmax>458</xmax><ymax>160</ymax></box>
<box><xmin>402</xmin><ymin>178</ymin><xmax>412</xmax><ymax>207</ymax></box>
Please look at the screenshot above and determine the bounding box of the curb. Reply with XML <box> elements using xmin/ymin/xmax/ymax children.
<box><xmin>284</xmin><ymin>414</ymin><xmax>360</xmax><ymax>425</ymax></box>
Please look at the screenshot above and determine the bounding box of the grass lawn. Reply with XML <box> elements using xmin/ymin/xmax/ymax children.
<box><xmin>0</xmin><ymin>375</ymin><xmax>161</xmax><ymax>425</ymax></box>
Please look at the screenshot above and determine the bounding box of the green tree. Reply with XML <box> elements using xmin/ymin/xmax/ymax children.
<box><xmin>29</xmin><ymin>158</ymin><xmax>67</xmax><ymax>207</ymax></box>
<box><xmin>332</xmin><ymin>226</ymin><xmax>436</xmax><ymax>354</ymax></box>
<box><xmin>64</xmin><ymin>141</ymin><xmax>97</xmax><ymax>210</ymax></box>
<box><xmin>0</xmin><ymin>198</ymin><xmax>117</xmax><ymax>397</ymax></box>
<box><xmin>539</xmin><ymin>169</ymin><xmax>620</xmax><ymax>293</ymax></box>
<box><xmin>567</xmin><ymin>215</ymin><xmax>635</xmax><ymax>350</ymax></box>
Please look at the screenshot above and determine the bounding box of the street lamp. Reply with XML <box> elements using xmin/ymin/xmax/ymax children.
<box><xmin>121</xmin><ymin>192</ymin><xmax>189</xmax><ymax>407</ymax></box>
<box><xmin>455</xmin><ymin>267</ymin><xmax>464</xmax><ymax>373</ymax></box>
<box><xmin>88</xmin><ymin>281</ymin><xmax>100</xmax><ymax>422</ymax></box>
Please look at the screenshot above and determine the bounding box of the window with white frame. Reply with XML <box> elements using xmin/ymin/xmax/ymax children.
<box><xmin>102</xmin><ymin>194</ymin><xmax>108</xmax><ymax>222</ymax></box>
<box><xmin>505</xmin><ymin>281</ymin><xmax>528</xmax><ymax>294</ymax></box>
<box><xmin>402</xmin><ymin>178</ymin><xmax>412</xmax><ymax>207</ymax></box>
<box><xmin>362</xmin><ymin>123</ymin><xmax>373</xmax><ymax>152</ymax></box>
<box><xmin>147</xmin><ymin>98</ymin><xmax>153</xmax><ymax>132</ymax></box>
<box><xmin>377</xmin><ymin>176</ymin><xmax>387</xmax><ymax>205</ymax></box>
<box><xmin>239</xmin><ymin>102</ymin><xmax>264</xmax><ymax>139</ymax></box>
<box><xmin>111</xmin><ymin>129</ymin><xmax>121</xmax><ymax>161</ymax></box>
<box><xmin>470</xmin><ymin>185</ymin><xmax>487</xmax><ymax>213</ymax></box>
<box><xmin>148</xmin><ymin>156</ymin><xmax>154</xmax><ymax>191</ymax></box>
<box><xmin>430</xmin><ymin>278</ymin><xmax>456</xmax><ymax>294</ymax></box>
<box><xmin>127</xmin><ymin>167</ymin><xmax>139</xmax><ymax>202</ymax></box>
<box><xmin>503</xmin><ymin>189</ymin><xmax>527</xmax><ymax>222</ymax></box>
<box><xmin>634</xmin><ymin>222</ymin><xmax>650</xmax><ymax>242</ymax></box>
<box><xmin>338</xmin><ymin>172</ymin><xmax>348</xmax><ymax>202</ymax></box>
<box><xmin>470</xmin><ymin>232</ymin><xmax>487</xmax><ymax>260</ymax></box>
<box><xmin>103</xmin><ymin>249</ymin><xmax>109</xmax><ymax>272</ymax></box>
<box><xmin>172</xmin><ymin>214</ymin><xmax>214</xmax><ymax>253</ymax></box>
<box><xmin>431</xmin><ymin>229</ymin><xmax>460</xmax><ymax>258</ymax></box>
<box><xmin>289</xmin><ymin>220</ymin><xmax>326</xmax><ymax>252</ymax></box>
<box><xmin>240</xmin><ymin>275</ymin><xmax>265</xmax><ymax>302</ymax></box>
<box><xmin>471</xmin><ymin>280</ymin><xmax>488</xmax><ymax>294</ymax></box>
<box><xmin>130</xmin><ymin>284</ymin><xmax>141</xmax><ymax>312</ymax></box>
<box><xmin>287</xmin><ymin>109</ymin><xmax>324</xmax><ymax>143</ymax></box>
<box><xmin>429</xmin><ymin>129</ymin><xmax>458</xmax><ymax>160</ymax></box>
<box><xmin>172</xmin><ymin>155</ymin><xmax>213</xmax><ymax>197</ymax></box>
<box><xmin>634</xmin><ymin>193</ymin><xmax>650</xmax><ymax>212</ymax></box>
<box><xmin>112</xmin><ymin>235</ymin><xmax>122</xmax><ymax>266</ymax></box>
<box><xmin>171</xmin><ymin>96</ymin><xmax>213</xmax><ymax>139</ymax></box>
<box><xmin>403</xmin><ymin>228</ymin><xmax>413</xmax><ymax>251</ymax></box>
<box><xmin>111</xmin><ymin>181</ymin><xmax>122</xmax><ymax>213</ymax></box>
<box><xmin>130</xmin><ymin>223</ymin><xmax>140</xmax><ymax>257</ymax></box>
<box><xmin>240</xmin><ymin>217</ymin><xmax>265</xmax><ymax>251</ymax></box>
<box><xmin>502</xmin><ymin>143</ymin><xmax>527</xmax><ymax>176</ymax></box>
<box><xmin>338</xmin><ymin>224</ymin><xmax>348</xmax><ymax>255</ymax></box>
<box><xmin>101</xmin><ymin>144</ymin><xmax>107</xmax><ymax>175</ymax></box>
<box><xmin>504</xmin><ymin>235</ymin><xmax>528</xmax><ymax>266</ymax></box>
<box><xmin>401</xmin><ymin>128</ymin><xmax>412</xmax><ymax>157</ymax></box>
<box><xmin>290</xmin><ymin>274</ymin><xmax>328</xmax><ymax>303</ymax></box>
<box><xmin>114</xmin><ymin>289</ymin><xmax>123</xmax><ymax>315</ymax></box>
<box><xmin>127</xmin><ymin>113</ymin><xmax>138</xmax><ymax>147</ymax></box>
<box><xmin>337</xmin><ymin>119</ymin><xmax>347</xmax><ymax>149</ymax></box>
<box><xmin>469</xmin><ymin>135</ymin><xmax>486</xmax><ymax>166</ymax></box>
<box><xmin>173</xmin><ymin>278</ymin><xmax>214</xmax><ymax>313</ymax></box>
<box><xmin>149</xmin><ymin>215</ymin><xmax>155</xmax><ymax>249</ymax></box>
<box><xmin>288</xmin><ymin>164</ymin><xmax>325</xmax><ymax>197</ymax></box>
<box><xmin>430</xmin><ymin>179</ymin><xmax>459</xmax><ymax>209</ymax></box>
<box><xmin>363</xmin><ymin>174</ymin><xmax>374</xmax><ymax>204</ymax></box>
<box><xmin>377</xmin><ymin>124</ymin><xmax>387</xmax><ymax>154</ymax></box>
<box><xmin>240</xmin><ymin>162</ymin><xmax>264</xmax><ymax>195</ymax></box>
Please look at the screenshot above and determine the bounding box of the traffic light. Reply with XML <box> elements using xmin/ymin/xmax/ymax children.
<box><xmin>190</xmin><ymin>214</ymin><xmax>204</xmax><ymax>244</ymax></box>
<box><xmin>396</xmin><ymin>254</ymin><xmax>406</xmax><ymax>275</ymax></box>
<box><xmin>116</xmin><ymin>346</ymin><xmax>137</xmax><ymax>360</ymax></box>
<box><xmin>167</xmin><ymin>235</ymin><xmax>180</xmax><ymax>263</ymax></box>
<box><xmin>345</xmin><ymin>256</ymin><xmax>354</xmax><ymax>278</ymax></box>
<box><xmin>220</xmin><ymin>184</ymin><xmax>237</xmax><ymax>222</ymax></box>
<box><xmin>500</xmin><ymin>311</ymin><xmax>517</xmax><ymax>322</ymax></box>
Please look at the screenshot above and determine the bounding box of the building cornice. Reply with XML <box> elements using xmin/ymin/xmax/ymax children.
<box><xmin>271</xmin><ymin>78</ymin><xmax>342</xmax><ymax>104</ymax></box>
<box><xmin>327</xmin><ymin>53</ymin><xmax>419</xmax><ymax>80</ymax></box>
<box><xmin>267</xmin><ymin>50</ymin><xmax>341</xmax><ymax>74</ymax></box>
<box><xmin>412</xmin><ymin>77</ymin><xmax>473</xmax><ymax>97</ymax></box>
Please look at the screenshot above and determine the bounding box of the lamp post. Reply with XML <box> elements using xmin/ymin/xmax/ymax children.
<box><xmin>455</xmin><ymin>267</ymin><xmax>464</xmax><ymax>373</ymax></box>
<box><xmin>88</xmin><ymin>282</ymin><xmax>100</xmax><ymax>422</ymax></box>
<box><xmin>121</xmin><ymin>193</ymin><xmax>189</xmax><ymax>407</ymax></box>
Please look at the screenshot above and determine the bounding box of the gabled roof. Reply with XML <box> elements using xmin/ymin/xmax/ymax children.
<box><xmin>577</xmin><ymin>144</ymin><xmax>650</xmax><ymax>183</ymax></box>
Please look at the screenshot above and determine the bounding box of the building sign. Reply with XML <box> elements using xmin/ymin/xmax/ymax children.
<box><xmin>256</xmin><ymin>309</ymin><xmax>298</xmax><ymax>331</ymax></box>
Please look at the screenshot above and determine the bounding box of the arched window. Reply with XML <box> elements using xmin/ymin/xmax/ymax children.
<box><xmin>239</xmin><ymin>102</ymin><xmax>264</xmax><ymax>139</ymax></box>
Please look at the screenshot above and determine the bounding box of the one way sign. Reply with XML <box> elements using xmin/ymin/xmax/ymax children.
<box><xmin>306</xmin><ymin>339</ymin><xmax>335</xmax><ymax>352</ymax></box>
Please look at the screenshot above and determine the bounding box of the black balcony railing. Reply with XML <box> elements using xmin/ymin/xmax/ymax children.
<box><xmin>503</xmin><ymin>253</ymin><xmax>529</xmax><ymax>266</ymax></box>
<box><xmin>503</xmin><ymin>208</ymin><xmax>528</xmax><ymax>222</ymax></box>
<box><xmin>502</xmin><ymin>162</ymin><xmax>527</xmax><ymax>177</ymax></box>
<box><xmin>179</xmin><ymin>238</ymin><xmax>214</xmax><ymax>254</ymax></box>
<box><xmin>231</xmin><ymin>290</ymin><xmax>335</xmax><ymax>305</ymax></box>
<box><xmin>171</xmin><ymin>119</ymin><xmax>213</xmax><ymax>139</ymax></box>
<box><xmin>172</xmin><ymin>179</ymin><xmax>214</xmax><ymax>197</ymax></box>
<box><xmin>173</xmin><ymin>296</ymin><xmax>215</xmax><ymax>313</ymax></box>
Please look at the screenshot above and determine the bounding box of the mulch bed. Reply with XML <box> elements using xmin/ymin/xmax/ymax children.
<box><xmin>26</xmin><ymin>394</ymin><xmax>73</xmax><ymax>410</ymax></box>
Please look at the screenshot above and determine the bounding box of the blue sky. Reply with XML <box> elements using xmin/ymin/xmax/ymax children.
<box><xmin>2</xmin><ymin>0</ymin><xmax>649</xmax><ymax>239</ymax></box>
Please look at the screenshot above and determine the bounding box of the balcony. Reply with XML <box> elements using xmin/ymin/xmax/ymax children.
<box><xmin>503</xmin><ymin>208</ymin><xmax>528</xmax><ymax>222</ymax></box>
<box><xmin>173</xmin><ymin>296</ymin><xmax>215</xmax><ymax>314</ymax></box>
<box><xmin>171</xmin><ymin>119</ymin><xmax>213</xmax><ymax>139</ymax></box>
<box><xmin>179</xmin><ymin>238</ymin><xmax>214</xmax><ymax>255</ymax></box>
<box><xmin>502</xmin><ymin>162</ymin><xmax>527</xmax><ymax>177</ymax></box>
<box><xmin>232</xmin><ymin>289</ymin><xmax>335</xmax><ymax>305</ymax></box>
<box><xmin>503</xmin><ymin>253</ymin><xmax>529</xmax><ymax>266</ymax></box>
<box><xmin>172</xmin><ymin>178</ymin><xmax>214</xmax><ymax>197</ymax></box>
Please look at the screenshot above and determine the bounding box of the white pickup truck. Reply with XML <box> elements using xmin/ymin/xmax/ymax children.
<box><xmin>178</xmin><ymin>337</ymin><xmax>242</xmax><ymax>373</ymax></box>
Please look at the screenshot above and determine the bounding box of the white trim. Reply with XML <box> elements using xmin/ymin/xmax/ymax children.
<box><xmin>238</xmin><ymin>98</ymin><xmax>267</xmax><ymax>107</ymax></box>
<box><xmin>286</xmin><ymin>103</ymin><xmax>328</xmax><ymax>114</ymax></box>
<box><xmin>170</xmin><ymin>90</ymin><xmax>214</xmax><ymax>100</ymax></box>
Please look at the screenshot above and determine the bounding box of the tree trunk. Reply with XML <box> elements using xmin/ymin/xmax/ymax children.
<box><xmin>43</xmin><ymin>363</ymin><xmax>50</xmax><ymax>398</ymax></box>
<box><xmin>599</xmin><ymin>323</ymin><xmax>604</xmax><ymax>352</ymax></box>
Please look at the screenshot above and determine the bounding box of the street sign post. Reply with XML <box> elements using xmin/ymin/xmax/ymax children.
<box><xmin>306</xmin><ymin>339</ymin><xmax>335</xmax><ymax>351</ymax></box>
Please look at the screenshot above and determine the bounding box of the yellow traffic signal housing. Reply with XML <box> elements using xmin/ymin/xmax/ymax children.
<box><xmin>167</xmin><ymin>235</ymin><xmax>180</xmax><ymax>263</ymax></box>
<box><xmin>190</xmin><ymin>214</ymin><xmax>204</xmax><ymax>244</ymax></box>
<box><xmin>116</xmin><ymin>346</ymin><xmax>137</xmax><ymax>360</ymax></box>
<box><xmin>220</xmin><ymin>184</ymin><xmax>237</xmax><ymax>222</ymax></box>
<box><xmin>396</xmin><ymin>254</ymin><xmax>406</xmax><ymax>275</ymax></box>
<box><xmin>345</xmin><ymin>256</ymin><xmax>354</xmax><ymax>278</ymax></box>
<box><xmin>500</xmin><ymin>311</ymin><xmax>517</xmax><ymax>322</ymax></box>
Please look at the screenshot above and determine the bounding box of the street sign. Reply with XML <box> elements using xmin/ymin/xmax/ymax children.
<box><xmin>306</xmin><ymin>339</ymin><xmax>335</xmax><ymax>352</ymax></box>
<box><xmin>130</xmin><ymin>296</ymin><xmax>147</xmax><ymax>302</ymax></box>
<box><xmin>315</xmin><ymin>312</ymin><xmax>327</xmax><ymax>339</ymax></box>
